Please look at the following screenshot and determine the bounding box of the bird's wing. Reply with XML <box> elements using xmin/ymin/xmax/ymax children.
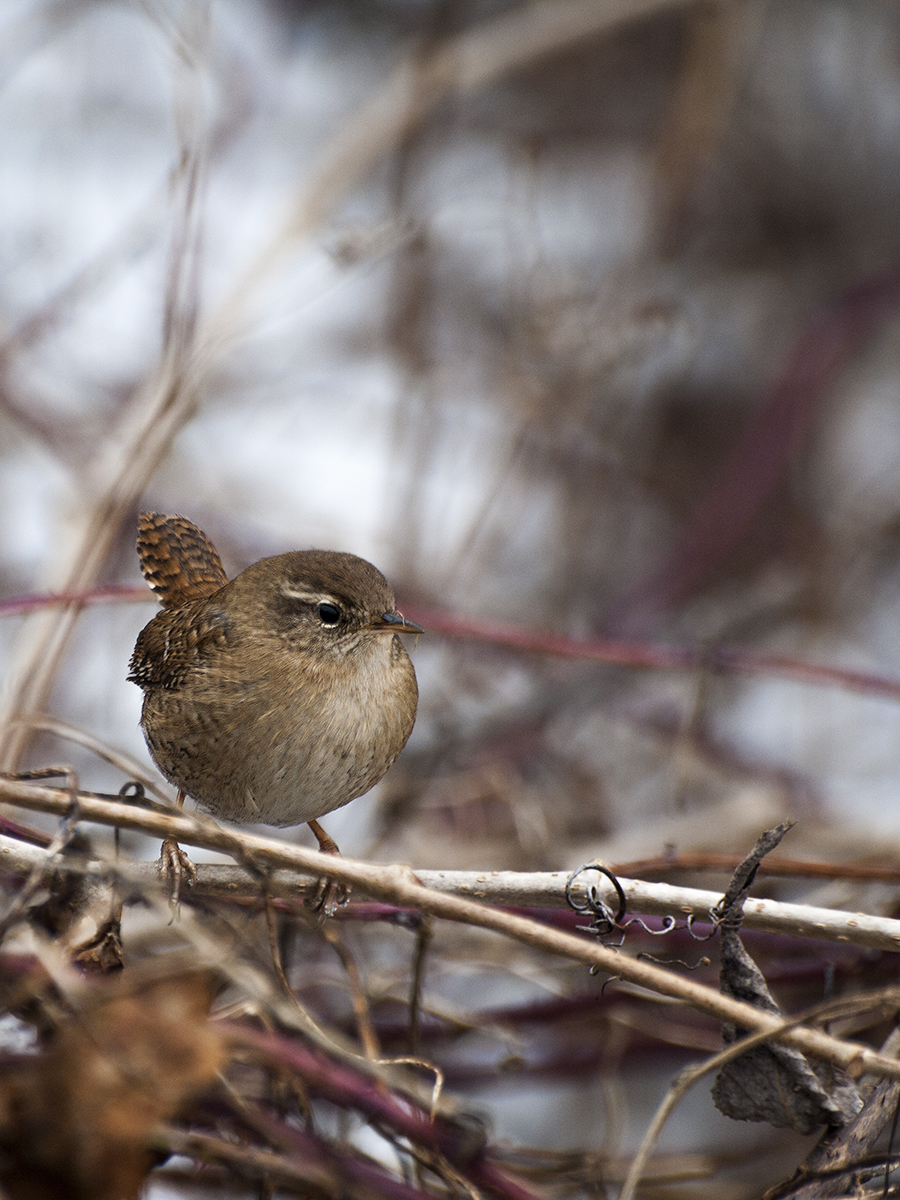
<box><xmin>127</xmin><ymin>599</ymin><xmax>231</xmax><ymax>690</ymax></box>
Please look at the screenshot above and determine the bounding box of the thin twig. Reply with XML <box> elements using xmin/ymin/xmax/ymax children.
<box><xmin>9</xmin><ymin>713</ymin><xmax>171</xmax><ymax>803</ymax></box>
<box><xmin>0</xmin><ymin>769</ymin><xmax>82</xmax><ymax>939</ymax></box>
<box><xmin>321</xmin><ymin>924</ymin><xmax>382</xmax><ymax>1062</ymax></box>
<box><xmin>408</xmin><ymin>914</ymin><xmax>433</xmax><ymax>1056</ymax></box>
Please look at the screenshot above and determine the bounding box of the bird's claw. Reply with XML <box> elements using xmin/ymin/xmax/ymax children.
<box><xmin>307</xmin><ymin>875</ymin><xmax>351</xmax><ymax>917</ymax></box>
<box><xmin>158</xmin><ymin>838</ymin><xmax>197</xmax><ymax>914</ymax></box>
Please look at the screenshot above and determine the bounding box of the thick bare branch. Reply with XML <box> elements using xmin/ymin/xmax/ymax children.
<box><xmin>2</xmin><ymin>777</ymin><xmax>900</xmax><ymax>1085</ymax></box>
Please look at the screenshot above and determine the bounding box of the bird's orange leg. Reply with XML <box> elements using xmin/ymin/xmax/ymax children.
<box><xmin>307</xmin><ymin>819</ymin><xmax>350</xmax><ymax>915</ymax></box>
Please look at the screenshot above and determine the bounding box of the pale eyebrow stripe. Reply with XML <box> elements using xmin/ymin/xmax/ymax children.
<box><xmin>280</xmin><ymin>587</ymin><xmax>339</xmax><ymax>605</ymax></box>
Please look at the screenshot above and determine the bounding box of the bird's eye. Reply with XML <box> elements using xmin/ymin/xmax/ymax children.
<box><xmin>317</xmin><ymin>602</ymin><xmax>341</xmax><ymax>625</ymax></box>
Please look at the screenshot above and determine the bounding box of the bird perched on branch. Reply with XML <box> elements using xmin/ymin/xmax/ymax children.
<box><xmin>128</xmin><ymin>512</ymin><xmax>422</xmax><ymax>905</ymax></box>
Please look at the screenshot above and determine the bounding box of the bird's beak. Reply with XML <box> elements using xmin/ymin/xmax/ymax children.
<box><xmin>369</xmin><ymin>611</ymin><xmax>425</xmax><ymax>635</ymax></box>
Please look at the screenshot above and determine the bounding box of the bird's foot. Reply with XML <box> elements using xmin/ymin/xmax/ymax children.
<box><xmin>307</xmin><ymin>819</ymin><xmax>351</xmax><ymax>917</ymax></box>
<box><xmin>309</xmin><ymin>874</ymin><xmax>351</xmax><ymax>917</ymax></box>
<box><xmin>158</xmin><ymin>837</ymin><xmax>197</xmax><ymax>915</ymax></box>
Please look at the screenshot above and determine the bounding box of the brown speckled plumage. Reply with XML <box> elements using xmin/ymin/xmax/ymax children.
<box><xmin>128</xmin><ymin>514</ymin><xmax>420</xmax><ymax>829</ymax></box>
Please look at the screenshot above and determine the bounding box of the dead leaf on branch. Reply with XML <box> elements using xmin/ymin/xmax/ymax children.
<box><xmin>711</xmin><ymin>823</ymin><xmax>863</xmax><ymax>1134</ymax></box>
<box><xmin>0</xmin><ymin>967</ymin><xmax>223</xmax><ymax>1200</ymax></box>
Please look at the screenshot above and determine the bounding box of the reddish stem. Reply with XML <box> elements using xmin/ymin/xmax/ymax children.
<box><xmin>5</xmin><ymin>586</ymin><xmax>900</xmax><ymax>702</ymax></box>
<box><xmin>404</xmin><ymin>605</ymin><xmax>900</xmax><ymax>701</ymax></box>
<box><xmin>226</xmin><ymin>1022</ymin><xmax>542</xmax><ymax>1200</ymax></box>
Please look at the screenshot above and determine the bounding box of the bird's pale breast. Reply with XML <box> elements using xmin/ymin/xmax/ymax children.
<box><xmin>142</xmin><ymin>630</ymin><xmax>417</xmax><ymax>826</ymax></box>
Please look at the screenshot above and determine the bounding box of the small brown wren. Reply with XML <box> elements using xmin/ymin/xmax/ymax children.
<box><xmin>128</xmin><ymin>513</ymin><xmax>421</xmax><ymax>858</ymax></box>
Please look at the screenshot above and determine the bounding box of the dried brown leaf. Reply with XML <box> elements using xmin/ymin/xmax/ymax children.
<box><xmin>0</xmin><ymin>969</ymin><xmax>223</xmax><ymax>1200</ymax></box>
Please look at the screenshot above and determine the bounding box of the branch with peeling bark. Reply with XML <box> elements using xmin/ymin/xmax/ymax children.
<box><xmin>2</xmin><ymin>775</ymin><xmax>900</xmax><ymax>1089</ymax></box>
<box><xmin>4</xmin><ymin>829</ymin><xmax>900</xmax><ymax>953</ymax></box>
